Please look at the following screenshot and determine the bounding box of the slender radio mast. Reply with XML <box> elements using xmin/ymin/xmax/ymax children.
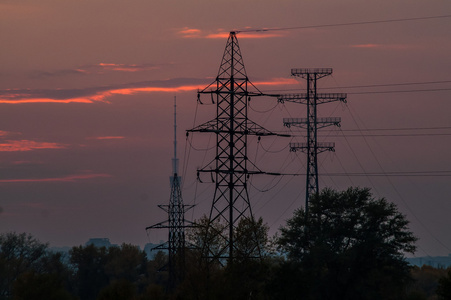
<box><xmin>146</xmin><ymin>96</ymin><xmax>193</xmax><ymax>289</ymax></box>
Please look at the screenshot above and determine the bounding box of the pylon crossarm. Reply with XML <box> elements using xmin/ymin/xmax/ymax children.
<box><xmin>276</xmin><ymin>93</ymin><xmax>347</xmax><ymax>104</ymax></box>
<box><xmin>151</xmin><ymin>241</ymin><xmax>169</xmax><ymax>251</ymax></box>
<box><xmin>146</xmin><ymin>221</ymin><xmax>169</xmax><ymax>230</ymax></box>
<box><xmin>197</xmin><ymin>169</ymin><xmax>266</xmax><ymax>175</ymax></box>
<box><xmin>186</xmin><ymin>119</ymin><xmax>217</xmax><ymax>133</ymax></box>
<box><xmin>289</xmin><ymin>142</ymin><xmax>335</xmax><ymax>153</ymax></box>
<box><xmin>291</xmin><ymin>68</ymin><xmax>333</xmax><ymax>77</ymax></box>
<box><xmin>187</xmin><ymin>119</ymin><xmax>283</xmax><ymax>137</ymax></box>
<box><xmin>283</xmin><ymin>117</ymin><xmax>341</xmax><ymax>129</ymax></box>
<box><xmin>199</xmin><ymin>90</ymin><xmax>267</xmax><ymax>98</ymax></box>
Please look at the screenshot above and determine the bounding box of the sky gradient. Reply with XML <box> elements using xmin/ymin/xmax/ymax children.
<box><xmin>1</xmin><ymin>0</ymin><xmax>451</xmax><ymax>257</ymax></box>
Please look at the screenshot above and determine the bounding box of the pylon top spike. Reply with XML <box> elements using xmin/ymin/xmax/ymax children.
<box><xmin>217</xmin><ymin>31</ymin><xmax>247</xmax><ymax>80</ymax></box>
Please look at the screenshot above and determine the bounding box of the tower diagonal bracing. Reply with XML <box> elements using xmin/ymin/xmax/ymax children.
<box><xmin>187</xmin><ymin>32</ymin><xmax>279</xmax><ymax>264</ymax></box>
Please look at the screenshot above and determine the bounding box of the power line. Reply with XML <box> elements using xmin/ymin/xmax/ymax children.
<box><xmin>320</xmin><ymin>133</ymin><xmax>451</xmax><ymax>137</ymax></box>
<box><xmin>337</xmin><ymin>126</ymin><xmax>451</xmax><ymax>132</ymax></box>
<box><xmin>348</xmin><ymin>87</ymin><xmax>451</xmax><ymax>95</ymax></box>
<box><xmin>329</xmin><ymin>80</ymin><xmax>451</xmax><ymax>90</ymax></box>
<box><xmin>262</xmin><ymin>80</ymin><xmax>451</xmax><ymax>93</ymax></box>
<box><xmin>236</xmin><ymin>14</ymin><xmax>451</xmax><ymax>33</ymax></box>
<box><xmin>324</xmin><ymin>171</ymin><xmax>451</xmax><ymax>177</ymax></box>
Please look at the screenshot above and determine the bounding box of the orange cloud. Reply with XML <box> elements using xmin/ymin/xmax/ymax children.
<box><xmin>178</xmin><ymin>28</ymin><xmax>203</xmax><ymax>38</ymax></box>
<box><xmin>0</xmin><ymin>140</ymin><xmax>65</xmax><ymax>152</ymax></box>
<box><xmin>0</xmin><ymin>173</ymin><xmax>112</xmax><ymax>184</ymax></box>
<box><xmin>178</xmin><ymin>28</ymin><xmax>285</xmax><ymax>39</ymax></box>
<box><xmin>0</xmin><ymin>83</ymin><xmax>207</xmax><ymax>104</ymax></box>
<box><xmin>207</xmin><ymin>32</ymin><xmax>285</xmax><ymax>39</ymax></box>
<box><xmin>0</xmin><ymin>98</ymin><xmax>95</xmax><ymax>104</ymax></box>
<box><xmin>0</xmin><ymin>78</ymin><xmax>298</xmax><ymax>104</ymax></box>
<box><xmin>254</xmin><ymin>78</ymin><xmax>298</xmax><ymax>86</ymax></box>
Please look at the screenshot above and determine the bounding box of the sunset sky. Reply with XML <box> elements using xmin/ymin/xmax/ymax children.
<box><xmin>1</xmin><ymin>0</ymin><xmax>451</xmax><ymax>257</ymax></box>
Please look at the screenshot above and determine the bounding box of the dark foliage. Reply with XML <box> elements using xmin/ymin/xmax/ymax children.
<box><xmin>276</xmin><ymin>187</ymin><xmax>417</xmax><ymax>300</ymax></box>
<box><xmin>1</xmin><ymin>187</ymin><xmax>432</xmax><ymax>300</ymax></box>
<box><xmin>437</xmin><ymin>268</ymin><xmax>451</xmax><ymax>299</ymax></box>
<box><xmin>0</xmin><ymin>232</ymin><xmax>72</xmax><ymax>300</ymax></box>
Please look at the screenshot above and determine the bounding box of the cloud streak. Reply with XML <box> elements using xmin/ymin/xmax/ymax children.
<box><xmin>178</xmin><ymin>27</ymin><xmax>286</xmax><ymax>39</ymax></box>
<box><xmin>0</xmin><ymin>140</ymin><xmax>66</xmax><ymax>152</ymax></box>
<box><xmin>0</xmin><ymin>77</ymin><xmax>297</xmax><ymax>104</ymax></box>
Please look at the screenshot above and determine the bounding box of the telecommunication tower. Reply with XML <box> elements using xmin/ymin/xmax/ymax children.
<box><xmin>146</xmin><ymin>96</ymin><xmax>193</xmax><ymax>289</ymax></box>
<box><xmin>187</xmin><ymin>32</ymin><xmax>281</xmax><ymax>263</ymax></box>
<box><xmin>278</xmin><ymin>69</ymin><xmax>347</xmax><ymax>214</ymax></box>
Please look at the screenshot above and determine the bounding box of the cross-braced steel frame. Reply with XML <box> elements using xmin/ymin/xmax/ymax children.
<box><xmin>278</xmin><ymin>69</ymin><xmax>347</xmax><ymax>214</ymax></box>
<box><xmin>188</xmin><ymin>32</ymin><xmax>276</xmax><ymax>263</ymax></box>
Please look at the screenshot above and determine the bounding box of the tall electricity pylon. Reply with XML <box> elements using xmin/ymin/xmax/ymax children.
<box><xmin>278</xmin><ymin>69</ymin><xmax>347</xmax><ymax>214</ymax></box>
<box><xmin>187</xmin><ymin>32</ymin><xmax>279</xmax><ymax>263</ymax></box>
<box><xmin>146</xmin><ymin>96</ymin><xmax>193</xmax><ymax>289</ymax></box>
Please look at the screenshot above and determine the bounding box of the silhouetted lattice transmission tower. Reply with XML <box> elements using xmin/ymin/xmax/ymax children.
<box><xmin>187</xmin><ymin>32</ymin><xmax>284</xmax><ymax>263</ymax></box>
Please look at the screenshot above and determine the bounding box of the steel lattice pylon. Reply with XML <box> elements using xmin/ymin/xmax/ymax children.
<box><xmin>278</xmin><ymin>69</ymin><xmax>347</xmax><ymax>214</ymax></box>
<box><xmin>188</xmin><ymin>32</ymin><xmax>276</xmax><ymax>263</ymax></box>
<box><xmin>146</xmin><ymin>97</ymin><xmax>193</xmax><ymax>289</ymax></box>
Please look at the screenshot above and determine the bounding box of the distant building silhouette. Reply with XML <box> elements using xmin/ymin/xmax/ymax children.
<box><xmin>407</xmin><ymin>254</ymin><xmax>451</xmax><ymax>268</ymax></box>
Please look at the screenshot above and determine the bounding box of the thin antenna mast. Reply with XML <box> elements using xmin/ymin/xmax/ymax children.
<box><xmin>173</xmin><ymin>96</ymin><xmax>178</xmax><ymax>175</ymax></box>
<box><xmin>146</xmin><ymin>95</ymin><xmax>193</xmax><ymax>290</ymax></box>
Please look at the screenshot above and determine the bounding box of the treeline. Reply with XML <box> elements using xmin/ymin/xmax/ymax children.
<box><xmin>1</xmin><ymin>188</ymin><xmax>451</xmax><ymax>300</ymax></box>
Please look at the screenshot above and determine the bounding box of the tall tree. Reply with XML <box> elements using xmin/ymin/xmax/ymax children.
<box><xmin>180</xmin><ymin>216</ymin><xmax>271</xmax><ymax>299</ymax></box>
<box><xmin>277</xmin><ymin>187</ymin><xmax>417</xmax><ymax>300</ymax></box>
<box><xmin>0</xmin><ymin>232</ymin><xmax>48</xmax><ymax>299</ymax></box>
<box><xmin>0</xmin><ymin>232</ymin><xmax>72</xmax><ymax>300</ymax></box>
<box><xmin>70</xmin><ymin>244</ymin><xmax>109</xmax><ymax>300</ymax></box>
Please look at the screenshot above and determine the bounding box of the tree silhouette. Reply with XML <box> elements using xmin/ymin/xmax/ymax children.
<box><xmin>277</xmin><ymin>187</ymin><xmax>417</xmax><ymax>300</ymax></box>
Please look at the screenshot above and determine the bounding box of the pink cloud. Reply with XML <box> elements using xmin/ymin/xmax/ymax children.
<box><xmin>0</xmin><ymin>140</ymin><xmax>66</xmax><ymax>152</ymax></box>
<box><xmin>0</xmin><ymin>173</ymin><xmax>112</xmax><ymax>184</ymax></box>
<box><xmin>254</xmin><ymin>78</ymin><xmax>298</xmax><ymax>86</ymax></box>
<box><xmin>178</xmin><ymin>28</ymin><xmax>285</xmax><ymax>39</ymax></box>
<box><xmin>0</xmin><ymin>77</ymin><xmax>298</xmax><ymax>104</ymax></box>
<box><xmin>207</xmin><ymin>32</ymin><xmax>285</xmax><ymax>39</ymax></box>
<box><xmin>0</xmin><ymin>98</ymin><xmax>94</xmax><ymax>104</ymax></box>
<box><xmin>178</xmin><ymin>28</ymin><xmax>203</xmax><ymax>38</ymax></box>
